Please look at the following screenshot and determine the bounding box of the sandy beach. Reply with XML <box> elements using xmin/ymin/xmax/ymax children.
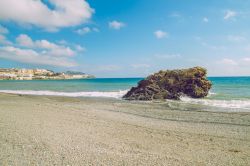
<box><xmin>0</xmin><ymin>93</ymin><xmax>249</xmax><ymax>165</ymax></box>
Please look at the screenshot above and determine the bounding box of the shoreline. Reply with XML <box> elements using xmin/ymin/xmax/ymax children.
<box><xmin>0</xmin><ymin>77</ymin><xmax>95</xmax><ymax>81</ymax></box>
<box><xmin>0</xmin><ymin>91</ymin><xmax>250</xmax><ymax>112</ymax></box>
<box><xmin>0</xmin><ymin>93</ymin><xmax>249</xmax><ymax>165</ymax></box>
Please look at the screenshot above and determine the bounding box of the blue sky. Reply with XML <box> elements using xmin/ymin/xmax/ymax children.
<box><xmin>0</xmin><ymin>0</ymin><xmax>250</xmax><ymax>77</ymax></box>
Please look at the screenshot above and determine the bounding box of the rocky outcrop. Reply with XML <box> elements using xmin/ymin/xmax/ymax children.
<box><xmin>123</xmin><ymin>67</ymin><xmax>212</xmax><ymax>100</ymax></box>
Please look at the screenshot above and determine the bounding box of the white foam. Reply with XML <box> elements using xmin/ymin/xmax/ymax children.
<box><xmin>208</xmin><ymin>91</ymin><xmax>216</xmax><ymax>97</ymax></box>
<box><xmin>0</xmin><ymin>90</ymin><xmax>128</xmax><ymax>99</ymax></box>
<box><xmin>1</xmin><ymin>90</ymin><xmax>249</xmax><ymax>110</ymax></box>
<box><xmin>180</xmin><ymin>96</ymin><xmax>250</xmax><ymax>110</ymax></box>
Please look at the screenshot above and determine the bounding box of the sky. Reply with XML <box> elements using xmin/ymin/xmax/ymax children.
<box><xmin>0</xmin><ymin>0</ymin><xmax>250</xmax><ymax>77</ymax></box>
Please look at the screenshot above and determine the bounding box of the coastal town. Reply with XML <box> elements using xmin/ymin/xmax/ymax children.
<box><xmin>0</xmin><ymin>68</ymin><xmax>94</xmax><ymax>80</ymax></box>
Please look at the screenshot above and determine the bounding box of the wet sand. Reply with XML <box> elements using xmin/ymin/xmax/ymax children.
<box><xmin>0</xmin><ymin>93</ymin><xmax>249</xmax><ymax>165</ymax></box>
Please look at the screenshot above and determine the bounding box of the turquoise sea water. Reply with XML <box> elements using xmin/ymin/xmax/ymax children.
<box><xmin>0</xmin><ymin>77</ymin><xmax>250</xmax><ymax>111</ymax></box>
<box><xmin>0</xmin><ymin>78</ymin><xmax>141</xmax><ymax>92</ymax></box>
<box><xmin>209</xmin><ymin>77</ymin><xmax>250</xmax><ymax>100</ymax></box>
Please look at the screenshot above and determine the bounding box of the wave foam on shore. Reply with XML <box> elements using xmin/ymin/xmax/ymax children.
<box><xmin>180</xmin><ymin>96</ymin><xmax>250</xmax><ymax>110</ymax></box>
<box><xmin>1</xmin><ymin>90</ymin><xmax>249</xmax><ymax>110</ymax></box>
<box><xmin>0</xmin><ymin>90</ymin><xmax>128</xmax><ymax>99</ymax></box>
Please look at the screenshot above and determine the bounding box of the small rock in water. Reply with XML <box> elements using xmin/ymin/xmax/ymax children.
<box><xmin>123</xmin><ymin>66</ymin><xmax>212</xmax><ymax>100</ymax></box>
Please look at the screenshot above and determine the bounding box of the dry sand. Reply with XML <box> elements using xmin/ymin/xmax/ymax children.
<box><xmin>0</xmin><ymin>93</ymin><xmax>249</xmax><ymax>165</ymax></box>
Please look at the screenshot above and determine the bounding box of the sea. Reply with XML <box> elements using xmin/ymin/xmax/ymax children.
<box><xmin>0</xmin><ymin>77</ymin><xmax>250</xmax><ymax>112</ymax></box>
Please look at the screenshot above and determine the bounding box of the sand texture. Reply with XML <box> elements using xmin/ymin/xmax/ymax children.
<box><xmin>0</xmin><ymin>93</ymin><xmax>249</xmax><ymax>165</ymax></box>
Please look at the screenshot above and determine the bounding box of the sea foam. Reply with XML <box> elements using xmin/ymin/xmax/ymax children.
<box><xmin>180</xmin><ymin>96</ymin><xmax>250</xmax><ymax>110</ymax></box>
<box><xmin>1</xmin><ymin>90</ymin><xmax>249</xmax><ymax>110</ymax></box>
<box><xmin>0</xmin><ymin>90</ymin><xmax>128</xmax><ymax>99</ymax></box>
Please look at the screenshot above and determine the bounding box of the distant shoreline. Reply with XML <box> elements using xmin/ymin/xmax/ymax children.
<box><xmin>0</xmin><ymin>77</ymin><xmax>95</xmax><ymax>81</ymax></box>
<box><xmin>0</xmin><ymin>68</ymin><xmax>95</xmax><ymax>80</ymax></box>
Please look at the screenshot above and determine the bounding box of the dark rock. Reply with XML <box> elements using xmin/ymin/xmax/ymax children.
<box><xmin>123</xmin><ymin>67</ymin><xmax>212</xmax><ymax>100</ymax></box>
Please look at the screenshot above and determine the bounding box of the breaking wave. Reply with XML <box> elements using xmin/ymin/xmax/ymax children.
<box><xmin>0</xmin><ymin>90</ymin><xmax>128</xmax><ymax>99</ymax></box>
<box><xmin>180</xmin><ymin>96</ymin><xmax>250</xmax><ymax>110</ymax></box>
<box><xmin>1</xmin><ymin>90</ymin><xmax>249</xmax><ymax>111</ymax></box>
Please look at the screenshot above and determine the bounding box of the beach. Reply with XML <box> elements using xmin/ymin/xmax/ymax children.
<box><xmin>1</xmin><ymin>0</ymin><xmax>250</xmax><ymax>165</ymax></box>
<box><xmin>0</xmin><ymin>93</ymin><xmax>249</xmax><ymax>165</ymax></box>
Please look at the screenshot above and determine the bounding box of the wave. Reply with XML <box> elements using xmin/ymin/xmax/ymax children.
<box><xmin>207</xmin><ymin>91</ymin><xmax>216</xmax><ymax>97</ymax></box>
<box><xmin>1</xmin><ymin>90</ymin><xmax>249</xmax><ymax>110</ymax></box>
<box><xmin>0</xmin><ymin>90</ymin><xmax>128</xmax><ymax>99</ymax></box>
<box><xmin>180</xmin><ymin>96</ymin><xmax>250</xmax><ymax>110</ymax></box>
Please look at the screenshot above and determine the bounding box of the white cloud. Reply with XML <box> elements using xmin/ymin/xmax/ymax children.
<box><xmin>16</xmin><ymin>34</ymin><xmax>33</xmax><ymax>47</ymax></box>
<box><xmin>0</xmin><ymin>46</ymin><xmax>77</xmax><ymax>67</ymax></box>
<box><xmin>75</xmin><ymin>27</ymin><xmax>91</xmax><ymax>35</ymax></box>
<box><xmin>244</xmin><ymin>58</ymin><xmax>250</xmax><ymax>61</ymax></box>
<box><xmin>109</xmin><ymin>21</ymin><xmax>125</xmax><ymax>30</ymax></box>
<box><xmin>36</xmin><ymin>40</ymin><xmax>59</xmax><ymax>50</ymax></box>
<box><xmin>154</xmin><ymin>30</ymin><xmax>168</xmax><ymax>39</ymax></box>
<box><xmin>212</xmin><ymin>57</ymin><xmax>250</xmax><ymax>76</ymax></box>
<box><xmin>203</xmin><ymin>17</ymin><xmax>209</xmax><ymax>22</ymax></box>
<box><xmin>0</xmin><ymin>34</ymin><xmax>86</xmax><ymax>67</ymax></box>
<box><xmin>47</xmin><ymin>45</ymin><xmax>75</xmax><ymax>57</ymax></box>
<box><xmin>218</xmin><ymin>57</ymin><xmax>250</xmax><ymax>66</ymax></box>
<box><xmin>224</xmin><ymin>10</ymin><xmax>237</xmax><ymax>20</ymax></box>
<box><xmin>75</xmin><ymin>27</ymin><xmax>99</xmax><ymax>35</ymax></box>
<box><xmin>242</xmin><ymin>57</ymin><xmax>250</xmax><ymax>63</ymax></box>
<box><xmin>218</xmin><ymin>58</ymin><xmax>238</xmax><ymax>65</ymax></box>
<box><xmin>16</xmin><ymin>34</ymin><xmax>75</xmax><ymax>57</ymax></box>
<box><xmin>0</xmin><ymin>25</ymin><xmax>8</xmax><ymax>34</ymax></box>
<box><xmin>0</xmin><ymin>0</ymin><xmax>94</xmax><ymax>31</ymax></box>
<box><xmin>0</xmin><ymin>34</ymin><xmax>12</xmax><ymax>45</ymax></box>
<box><xmin>75</xmin><ymin>45</ymin><xmax>86</xmax><ymax>52</ymax></box>
<box><xmin>227</xmin><ymin>35</ymin><xmax>246</xmax><ymax>42</ymax></box>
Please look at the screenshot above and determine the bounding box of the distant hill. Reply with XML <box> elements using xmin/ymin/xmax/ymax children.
<box><xmin>65</xmin><ymin>71</ymin><xmax>86</xmax><ymax>75</ymax></box>
<box><xmin>0</xmin><ymin>68</ymin><xmax>95</xmax><ymax>80</ymax></box>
